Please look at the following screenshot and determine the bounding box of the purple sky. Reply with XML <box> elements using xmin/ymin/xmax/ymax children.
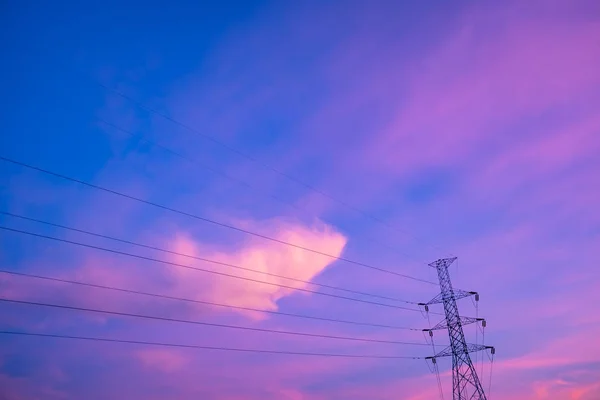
<box><xmin>1</xmin><ymin>0</ymin><xmax>600</xmax><ymax>399</ymax></box>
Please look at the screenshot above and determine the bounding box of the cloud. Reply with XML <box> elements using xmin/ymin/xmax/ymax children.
<box><xmin>136</xmin><ymin>349</ymin><xmax>187</xmax><ymax>373</ymax></box>
<box><xmin>1</xmin><ymin>217</ymin><xmax>347</xmax><ymax>324</ymax></box>
<box><xmin>366</xmin><ymin>4</ymin><xmax>600</xmax><ymax>174</ymax></box>
<box><xmin>532</xmin><ymin>378</ymin><xmax>600</xmax><ymax>400</ymax></box>
<box><xmin>165</xmin><ymin>217</ymin><xmax>347</xmax><ymax>320</ymax></box>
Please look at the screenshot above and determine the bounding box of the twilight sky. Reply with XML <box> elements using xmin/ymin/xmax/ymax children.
<box><xmin>1</xmin><ymin>0</ymin><xmax>600</xmax><ymax>399</ymax></box>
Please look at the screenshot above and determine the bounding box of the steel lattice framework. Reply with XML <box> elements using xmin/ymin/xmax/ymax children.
<box><xmin>423</xmin><ymin>257</ymin><xmax>492</xmax><ymax>400</ymax></box>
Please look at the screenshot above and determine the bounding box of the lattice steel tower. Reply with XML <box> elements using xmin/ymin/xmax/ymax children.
<box><xmin>421</xmin><ymin>257</ymin><xmax>494</xmax><ymax>400</ymax></box>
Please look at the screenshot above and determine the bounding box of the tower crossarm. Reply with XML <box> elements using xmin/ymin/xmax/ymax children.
<box><xmin>426</xmin><ymin>344</ymin><xmax>494</xmax><ymax>359</ymax></box>
<box><xmin>423</xmin><ymin>316</ymin><xmax>484</xmax><ymax>331</ymax></box>
<box><xmin>420</xmin><ymin>289</ymin><xmax>478</xmax><ymax>306</ymax></box>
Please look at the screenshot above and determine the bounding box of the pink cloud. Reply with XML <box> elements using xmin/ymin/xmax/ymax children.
<box><xmin>1</xmin><ymin>216</ymin><xmax>347</xmax><ymax>325</ymax></box>
<box><xmin>467</xmin><ymin>113</ymin><xmax>600</xmax><ymax>214</ymax></box>
<box><xmin>165</xmin><ymin>217</ymin><xmax>347</xmax><ymax>320</ymax></box>
<box><xmin>498</xmin><ymin>324</ymin><xmax>600</xmax><ymax>372</ymax></box>
<box><xmin>136</xmin><ymin>348</ymin><xmax>187</xmax><ymax>372</ymax></box>
<box><xmin>531</xmin><ymin>379</ymin><xmax>600</xmax><ymax>400</ymax></box>
<box><xmin>368</xmin><ymin>6</ymin><xmax>600</xmax><ymax>173</ymax></box>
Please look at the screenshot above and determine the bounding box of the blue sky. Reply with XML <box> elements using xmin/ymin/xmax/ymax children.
<box><xmin>1</xmin><ymin>1</ymin><xmax>600</xmax><ymax>399</ymax></box>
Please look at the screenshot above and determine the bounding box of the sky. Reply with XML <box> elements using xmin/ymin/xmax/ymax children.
<box><xmin>1</xmin><ymin>0</ymin><xmax>600</xmax><ymax>399</ymax></box>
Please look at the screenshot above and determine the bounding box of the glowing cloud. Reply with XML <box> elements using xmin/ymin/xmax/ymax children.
<box><xmin>136</xmin><ymin>349</ymin><xmax>188</xmax><ymax>373</ymax></box>
<box><xmin>166</xmin><ymin>218</ymin><xmax>347</xmax><ymax>319</ymax></box>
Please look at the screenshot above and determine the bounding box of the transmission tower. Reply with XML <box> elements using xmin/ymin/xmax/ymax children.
<box><xmin>420</xmin><ymin>257</ymin><xmax>494</xmax><ymax>400</ymax></box>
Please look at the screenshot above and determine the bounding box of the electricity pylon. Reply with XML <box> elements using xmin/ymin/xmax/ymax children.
<box><xmin>420</xmin><ymin>257</ymin><xmax>494</xmax><ymax>400</ymax></box>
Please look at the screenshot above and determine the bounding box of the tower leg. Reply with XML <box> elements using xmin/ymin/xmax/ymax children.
<box><xmin>429</xmin><ymin>257</ymin><xmax>487</xmax><ymax>400</ymax></box>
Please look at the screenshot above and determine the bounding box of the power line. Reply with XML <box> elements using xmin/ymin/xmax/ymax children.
<box><xmin>0</xmin><ymin>298</ymin><xmax>434</xmax><ymax>346</ymax></box>
<box><xmin>99</xmin><ymin>118</ymin><xmax>414</xmax><ymax>259</ymax></box>
<box><xmin>0</xmin><ymin>269</ymin><xmax>422</xmax><ymax>330</ymax></box>
<box><xmin>0</xmin><ymin>330</ymin><xmax>423</xmax><ymax>359</ymax></box>
<box><xmin>488</xmin><ymin>352</ymin><xmax>495</xmax><ymax>399</ymax></box>
<box><xmin>93</xmin><ymin>79</ymin><xmax>451</xmax><ymax>258</ymax></box>
<box><xmin>0</xmin><ymin>211</ymin><xmax>416</xmax><ymax>305</ymax></box>
<box><xmin>0</xmin><ymin>155</ymin><xmax>436</xmax><ymax>285</ymax></box>
<box><xmin>0</xmin><ymin>226</ymin><xmax>441</xmax><ymax>313</ymax></box>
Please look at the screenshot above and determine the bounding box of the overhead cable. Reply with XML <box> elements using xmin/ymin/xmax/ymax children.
<box><xmin>0</xmin><ymin>226</ymin><xmax>442</xmax><ymax>313</ymax></box>
<box><xmin>0</xmin><ymin>155</ymin><xmax>436</xmax><ymax>285</ymax></box>
<box><xmin>92</xmin><ymin>80</ymin><xmax>451</xmax><ymax>258</ymax></box>
<box><xmin>0</xmin><ymin>269</ymin><xmax>421</xmax><ymax>330</ymax></box>
<box><xmin>0</xmin><ymin>298</ymin><xmax>434</xmax><ymax>346</ymax></box>
<box><xmin>0</xmin><ymin>211</ymin><xmax>418</xmax><ymax>305</ymax></box>
<box><xmin>99</xmin><ymin>118</ymin><xmax>411</xmax><ymax>259</ymax></box>
<box><xmin>0</xmin><ymin>330</ymin><xmax>423</xmax><ymax>359</ymax></box>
